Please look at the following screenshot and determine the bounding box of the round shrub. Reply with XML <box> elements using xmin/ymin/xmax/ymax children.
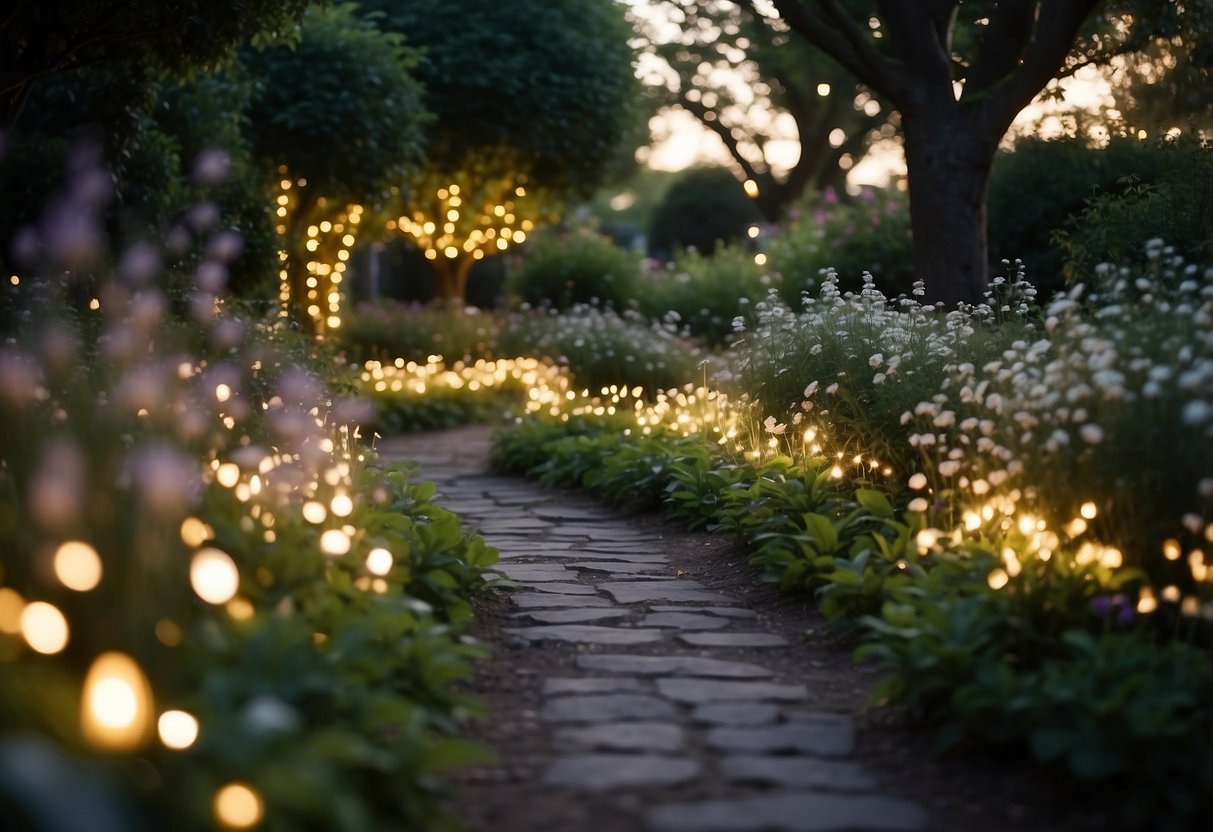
<box><xmin>507</xmin><ymin>226</ymin><xmax>640</xmax><ymax>309</ymax></box>
<box><xmin>648</xmin><ymin>166</ymin><xmax>762</xmax><ymax>259</ymax></box>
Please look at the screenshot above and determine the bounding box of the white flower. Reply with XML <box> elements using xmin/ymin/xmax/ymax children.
<box><xmin>803</xmin><ymin>381</ymin><xmax>819</xmax><ymax>398</ymax></box>
<box><xmin>908</xmin><ymin>473</ymin><xmax>928</xmax><ymax>490</ymax></box>
<box><xmin>763</xmin><ymin>415</ymin><xmax>786</xmax><ymax>435</ymax></box>
<box><xmin>1079</xmin><ymin>424</ymin><xmax>1104</xmax><ymax>445</ymax></box>
<box><xmin>1183</xmin><ymin>400</ymin><xmax>1211</xmax><ymax>425</ymax></box>
<box><xmin>938</xmin><ymin>460</ymin><xmax>961</xmax><ymax>477</ymax></box>
<box><xmin>869</xmin><ymin>353</ymin><xmax>883</xmax><ymax>368</ymax></box>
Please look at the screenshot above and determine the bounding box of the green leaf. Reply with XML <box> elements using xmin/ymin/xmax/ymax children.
<box><xmin>854</xmin><ymin>487</ymin><xmax>893</xmax><ymax>518</ymax></box>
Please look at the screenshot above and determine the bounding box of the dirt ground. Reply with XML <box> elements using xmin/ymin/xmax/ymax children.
<box><xmin>448</xmin><ymin>496</ymin><xmax>1115</xmax><ymax>832</ymax></box>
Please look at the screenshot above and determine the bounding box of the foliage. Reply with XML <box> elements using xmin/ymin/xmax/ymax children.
<box><xmin>1054</xmin><ymin>136</ymin><xmax>1213</xmax><ymax>283</ymax></box>
<box><xmin>637</xmin><ymin>243</ymin><xmax>772</xmax><ymax>346</ymax></box>
<box><xmin>636</xmin><ymin>0</ymin><xmax>894</xmax><ymax>220</ymax></box>
<box><xmin>507</xmin><ymin>227</ymin><xmax>642</xmax><ymax>310</ymax></box>
<box><xmin>498</xmin><ymin>304</ymin><xmax>704</xmax><ymax>395</ymax></box>
<box><xmin>340</xmin><ymin>303</ymin><xmax>502</xmax><ymax>364</ymax></box>
<box><xmin>364</xmin><ymin>0</ymin><xmax>644</xmax><ymax>301</ymax></box>
<box><xmin>0</xmin><ymin>156</ymin><xmax>495</xmax><ymax>830</ymax></box>
<box><xmin>987</xmin><ymin>133</ymin><xmax>1200</xmax><ymax>295</ymax></box>
<box><xmin>648</xmin><ymin>166</ymin><xmax>763</xmax><ymax>258</ymax></box>
<box><xmin>767</xmin><ymin>186</ymin><xmax>913</xmax><ymax>302</ymax></box>
<box><xmin>0</xmin><ymin>0</ymin><xmax>310</xmax><ymax>127</ymax></box>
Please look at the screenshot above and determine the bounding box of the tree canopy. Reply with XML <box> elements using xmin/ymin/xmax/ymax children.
<box><xmin>739</xmin><ymin>0</ymin><xmax>1213</xmax><ymax>305</ymax></box>
<box><xmin>639</xmin><ymin>0</ymin><xmax>895</xmax><ymax>221</ymax></box>
<box><xmin>0</xmin><ymin>0</ymin><xmax>310</xmax><ymax>128</ymax></box>
<box><xmin>362</xmin><ymin>0</ymin><xmax>644</xmax><ymax>301</ymax></box>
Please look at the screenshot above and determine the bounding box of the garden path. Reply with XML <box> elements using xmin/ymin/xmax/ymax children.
<box><xmin>378</xmin><ymin>425</ymin><xmax>928</xmax><ymax>832</ymax></box>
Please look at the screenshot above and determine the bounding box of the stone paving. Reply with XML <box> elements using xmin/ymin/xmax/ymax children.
<box><xmin>378</xmin><ymin>426</ymin><xmax>928</xmax><ymax>832</ymax></box>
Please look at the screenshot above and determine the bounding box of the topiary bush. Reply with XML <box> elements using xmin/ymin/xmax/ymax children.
<box><xmin>648</xmin><ymin>166</ymin><xmax>762</xmax><ymax>260</ymax></box>
<box><xmin>506</xmin><ymin>226</ymin><xmax>640</xmax><ymax>309</ymax></box>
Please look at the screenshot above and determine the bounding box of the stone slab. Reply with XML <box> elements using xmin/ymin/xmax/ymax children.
<box><xmin>541</xmin><ymin>693</ymin><xmax>678</xmax><ymax>723</ymax></box>
<box><xmin>603</xmin><ymin>586</ymin><xmax>736</xmax><ymax>605</ymax></box>
<box><xmin>552</xmin><ymin>722</ymin><xmax>686</xmax><ymax>754</ymax></box>
<box><xmin>568</xmin><ymin>561</ymin><xmax>670</xmax><ymax>574</ymax></box>
<box><xmin>649</xmin><ymin>605</ymin><xmax>757</xmax><ymax>619</ymax></box>
<box><xmin>490</xmin><ymin>568</ymin><xmax>574</xmax><ymax>584</ymax></box>
<box><xmin>719</xmin><ymin>755</ymin><xmax>876</xmax><ymax>791</ymax></box>
<box><xmin>514</xmin><ymin>608</ymin><xmax>631</xmax><ymax>625</ymax></box>
<box><xmin>639</xmin><ymin>612</ymin><xmax>731</xmax><ymax>631</ymax></box>
<box><xmin>577</xmin><ymin>654</ymin><xmax>774</xmax><ymax>679</ymax></box>
<box><xmin>543</xmin><ymin>677</ymin><xmax>642</xmax><ymax>696</ymax></box>
<box><xmin>505</xmin><ymin>625</ymin><xmax>666</xmax><ymax>646</ymax></box>
<box><xmin>691</xmin><ymin>703</ymin><xmax>779</xmax><ymax>727</ymax></box>
<box><xmin>528</xmin><ymin>582</ymin><xmax>600</xmax><ymax>596</ymax></box>
<box><xmin>566</xmin><ymin>552</ymin><xmax>669</xmax><ymax>564</ymax></box>
<box><xmin>677</xmin><ymin>632</ymin><xmax>788</xmax><ymax>648</ymax></box>
<box><xmin>656</xmin><ymin>678</ymin><xmax>807</xmax><ymax>705</ymax></box>
<box><xmin>705</xmin><ymin>722</ymin><xmax>854</xmax><ymax>757</ymax></box>
<box><xmin>510</xmin><ymin>593</ymin><xmax>614</xmax><ymax>610</ymax></box>
<box><xmin>542</xmin><ymin>754</ymin><xmax>700</xmax><ymax>791</ymax></box>
<box><xmin>647</xmin><ymin>792</ymin><xmax>928</xmax><ymax>832</ymax></box>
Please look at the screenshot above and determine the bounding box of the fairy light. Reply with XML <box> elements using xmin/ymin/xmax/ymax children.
<box><xmin>81</xmin><ymin>652</ymin><xmax>153</xmax><ymax>750</ymax></box>
<box><xmin>215</xmin><ymin>783</ymin><xmax>264</xmax><ymax>829</ymax></box>
<box><xmin>365</xmin><ymin>548</ymin><xmax>393</xmax><ymax>576</ymax></box>
<box><xmin>20</xmin><ymin>602</ymin><xmax>69</xmax><ymax>654</ymax></box>
<box><xmin>319</xmin><ymin>529</ymin><xmax>351</xmax><ymax>557</ymax></box>
<box><xmin>0</xmin><ymin>588</ymin><xmax>23</xmax><ymax>634</ymax></box>
<box><xmin>190</xmin><ymin>548</ymin><xmax>240</xmax><ymax>605</ymax></box>
<box><xmin>158</xmin><ymin>709</ymin><xmax>200</xmax><ymax>750</ymax></box>
<box><xmin>53</xmin><ymin>541</ymin><xmax>103</xmax><ymax>591</ymax></box>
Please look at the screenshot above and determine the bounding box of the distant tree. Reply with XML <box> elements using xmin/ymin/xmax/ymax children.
<box><xmin>363</xmin><ymin>0</ymin><xmax>644</xmax><ymax>303</ymax></box>
<box><xmin>649</xmin><ymin>166</ymin><xmax>763</xmax><ymax>257</ymax></box>
<box><xmin>741</xmin><ymin>0</ymin><xmax>1213</xmax><ymax>306</ymax></box>
<box><xmin>240</xmin><ymin>4</ymin><xmax>429</xmax><ymax>335</ymax></box>
<box><xmin>0</xmin><ymin>0</ymin><xmax>309</xmax><ymax>128</ymax></box>
<box><xmin>639</xmin><ymin>0</ymin><xmax>893</xmax><ymax>223</ymax></box>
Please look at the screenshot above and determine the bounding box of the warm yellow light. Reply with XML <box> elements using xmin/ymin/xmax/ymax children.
<box><xmin>1137</xmin><ymin>587</ymin><xmax>1158</xmax><ymax>613</ymax></box>
<box><xmin>1163</xmin><ymin>538</ymin><xmax>1182</xmax><ymax>561</ymax></box>
<box><xmin>1079</xmin><ymin>501</ymin><xmax>1097</xmax><ymax>520</ymax></box>
<box><xmin>987</xmin><ymin>568</ymin><xmax>1010</xmax><ymax>590</ymax></box>
<box><xmin>190</xmin><ymin>548</ymin><xmax>240</xmax><ymax>605</ymax></box>
<box><xmin>301</xmin><ymin>501</ymin><xmax>327</xmax><ymax>524</ymax></box>
<box><xmin>366</xmin><ymin>547</ymin><xmax>393</xmax><ymax>576</ymax></box>
<box><xmin>743</xmin><ymin>179</ymin><xmax>759</xmax><ymax>198</ymax></box>
<box><xmin>216</xmin><ymin>463</ymin><xmax>240</xmax><ymax>489</ymax></box>
<box><xmin>754</xmin><ymin>253</ymin><xmax>767</xmax><ymax>266</ymax></box>
<box><xmin>215</xmin><ymin>384</ymin><xmax>232</xmax><ymax>403</ymax></box>
<box><xmin>53</xmin><ymin>540</ymin><xmax>103</xmax><ymax>591</ymax></box>
<box><xmin>0</xmin><ymin>587</ymin><xmax>23</xmax><ymax>634</ymax></box>
<box><xmin>330</xmin><ymin>494</ymin><xmax>353</xmax><ymax>517</ymax></box>
<box><xmin>158</xmin><ymin>709</ymin><xmax>199</xmax><ymax>750</ymax></box>
<box><xmin>817</xmin><ymin>83</ymin><xmax>831</xmax><ymax>96</ymax></box>
<box><xmin>747</xmin><ymin>225</ymin><xmax>760</xmax><ymax>239</ymax></box>
<box><xmin>81</xmin><ymin>652</ymin><xmax>153</xmax><ymax>750</ymax></box>
<box><xmin>181</xmin><ymin>516</ymin><xmax>212</xmax><ymax>547</ymax></box>
<box><xmin>215</xmin><ymin>783</ymin><xmax>264</xmax><ymax>830</ymax></box>
<box><xmin>320</xmin><ymin>529</ymin><xmax>351</xmax><ymax>557</ymax></box>
<box><xmin>20</xmin><ymin>601</ymin><xmax>69</xmax><ymax>654</ymax></box>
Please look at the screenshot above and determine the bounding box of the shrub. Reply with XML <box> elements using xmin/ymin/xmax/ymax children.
<box><xmin>647</xmin><ymin>166</ymin><xmax>762</xmax><ymax>259</ymax></box>
<box><xmin>636</xmin><ymin>243</ymin><xmax>772</xmax><ymax>346</ymax></box>
<box><xmin>767</xmin><ymin>187</ymin><xmax>913</xmax><ymax>304</ymax></box>
<box><xmin>987</xmin><ymin>133</ymin><xmax>1195</xmax><ymax>295</ymax></box>
<box><xmin>340</xmin><ymin>301</ymin><xmax>502</xmax><ymax>363</ymax></box>
<box><xmin>498</xmin><ymin>304</ymin><xmax>703</xmax><ymax>394</ymax></box>
<box><xmin>506</xmin><ymin>226</ymin><xmax>640</xmax><ymax>309</ymax></box>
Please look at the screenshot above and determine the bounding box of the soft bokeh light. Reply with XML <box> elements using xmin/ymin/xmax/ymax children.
<box><xmin>319</xmin><ymin>529</ymin><xmax>351</xmax><ymax>557</ymax></box>
<box><xmin>215</xmin><ymin>782</ymin><xmax>264</xmax><ymax>830</ymax></box>
<box><xmin>53</xmin><ymin>540</ymin><xmax>103</xmax><ymax>591</ymax></box>
<box><xmin>81</xmin><ymin>652</ymin><xmax>153</xmax><ymax>750</ymax></box>
<box><xmin>158</xmin><ymin>709</ymin><xmax>200</xmax><ymax>750</ymax></box>
<box><xmin>190</xmin><ymin>548</ymin><xmax>240</xmax><ymax>605</ymax></box>
<box><xmin>20</xmin><ymin>601</ymin><xmax>69</xmax><ymax>654</ymax></box>
<box><xmin>365</xmin><ymin>547</ymin><xmax>393</xmax><ymax>576</ymax></box>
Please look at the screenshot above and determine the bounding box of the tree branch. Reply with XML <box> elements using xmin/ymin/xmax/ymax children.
<box><xmin>965</xmin><ymin>0</ymin><xmax>1038</xmax><ymax>97</ymax></box>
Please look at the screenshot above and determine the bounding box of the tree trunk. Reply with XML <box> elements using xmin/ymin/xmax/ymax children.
<box><xmin>431</xmin><ymin>255</ymin><xmax>474</xmax><ymax>304</ymax></box>
<box><xmin>902</xmin><ymin>111</ymin><xmax>997</xmax><ymax>308</ymax></box>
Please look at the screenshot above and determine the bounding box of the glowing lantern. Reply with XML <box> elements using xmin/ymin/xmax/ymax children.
<box><xmin>81</xmin><ymin>652</ymin><xmax>154</xmax><ymax>750</ymax></box>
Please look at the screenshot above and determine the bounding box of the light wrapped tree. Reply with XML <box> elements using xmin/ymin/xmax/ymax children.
<box><xmin>241</xmin><ymin>3</ymin><xmax>428</xmax><ymax>334</ymax></box>
<box><xmin>365</xmin><ymin>0</ymin><xmax>644</xmax><ymax>303</ymax></box>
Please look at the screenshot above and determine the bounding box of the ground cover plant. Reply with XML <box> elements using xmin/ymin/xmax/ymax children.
<box><xmin>0</xmin><ymin>155</ymin><xmax>497</xmax><ymax>831</ymax></box>
<box><xmin>488</xmin><ymin>246</ymin><xmax>1213</xmax><ymax>828</ymax></box>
